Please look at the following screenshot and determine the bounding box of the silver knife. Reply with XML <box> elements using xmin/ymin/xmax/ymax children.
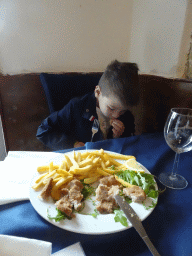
<box><xmin>114</xmin><ymin>195</ymin><xmax>161</xmax><ymax>256</ymax></box>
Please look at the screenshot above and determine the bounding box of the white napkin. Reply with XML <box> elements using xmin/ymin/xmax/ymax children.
<box><xmin>0</xmin><ymin>158</ymin><xmax>32</xmax><ymax>204</ymax></box>
<box><xmin>52</xmin><ymin>242</ymin><xmax>86</xmax><ymax>256</ymax></box>
<box><xmin>0</xmin><ymin>235</ymin><xmax>52</xmax><ymax>256</ymax></box>
<box><xmin>0</xmin><ymin>235</ymin><xmax>85</xmax><ymax>256</ymax></box>
<box><xmin>0</xmin><ymin>151</ymin><xmax>58</xmax><ymax>205</ymax></box>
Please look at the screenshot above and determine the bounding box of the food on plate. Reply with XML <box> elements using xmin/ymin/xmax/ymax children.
<box><xmin>123</xmin><ymin>186</ymin><xmax>146</xmax><ymax>202</ymax></box>
<box><xmin>32</xmin><ymin>149</ymin><xmax>158</xmax><ymax>225</ymax></box>
<box><xmin>95</xmin><ymin>176</ymin><xmax>120</xmax><ymax>213</ymax></box>
<box><xmin>124</xmin><ymin>158</ymin><xmax>145</xmax><ymax>172</ymax></box>
<box><xmin>40</xmin><ymin>178</ymin><xmax>53</xmax><ymax>200</ymax></box>
<box><xmin>55</xmin><ymin>179</ymin><xmax>84</xmax><ymax>217</ymax></box>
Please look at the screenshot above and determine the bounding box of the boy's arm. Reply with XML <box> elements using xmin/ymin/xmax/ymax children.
<box><xmin>36</xmin><ymin>99</ymin><xmax>77</xmax><ymax>150</ymax></box>
<box><xmin>36</xmin><ymin>118</ymin><xmax>75</xmax><ymax>150</ymax></box>
<box><xmin>74</xmin><ymin>141</ymin><xmax>85</xmax><ymax>148</ymax></box>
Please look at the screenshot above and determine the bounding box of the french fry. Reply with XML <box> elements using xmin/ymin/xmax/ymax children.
<box><xmin>101</xmin><ymin>160</ymin><xmax>106</xmax><ymax>169</ymax></box>
<box><xmin>84</xmin><ymin>176</ymin><xmax>99</xmax><ymax>184</ymax></box>
<box><xmin>43</xmin><ymin>172</ymin><xmax>60</xmax><ymax>185</ymax></box>
<box><xmin>64</xmin><ymin>155</ymin><xmax>73</xmax><ymax>169</ymax></box>
<box><xmin>103</xmin><ymin>154</ymin><xmax>121</xmax><ymax>167</ymax></box>
<box><xmin>69</xmin><ymin>164</ymin><xmax>93</xmax><ymax>174</ymax></box>
<box><xmin>37</xmin><ymin>166</ymin><xmax>49</xmax><ymax>173</ymax></box>
<box><xmin>73</xmin><ymin>174</ymin><xmax>87</xmax><ymax>180</ymax></box>
<box><xmin>76</xmin><ymin>152</ymin><xmax>81</xmax><ymax>163</ymax></box>
<box><xmin>96</xmin><ymin>168</ymin><xmax>111</xmax><ymax>176</ymax></box>
<box><xmin>51</xmin><ymin>176</ymin><xmax>73</xmax><ymax>200</ymax></box>
<box><xmin>59</xmin><ymin>160</ymin><xmax>67</xmax><ymax>170</ymax></box>
<box><xmin>53</xmin><ymin>177</ymin><xmax>62</xmax><ymax>183</ymax></box>
<box><xmin>35</xmin><ymin>173</ymin><xmax>48</xmax><ymax>183</ymax></box>
<box><xmin>49</xmin><ymin>161</ymin><xmax>54</xmax><ymax>173</ymax></box>
<box><xmin>79</xmin><ymin>158</ymin><xmax>92</xmax><ymax>168</ymax></box>
<box><xmin>114</xmin><ymin>175</ymin><xmax>135</xmax><ymax>188</ymax></box>
<box><xmin>51</xmin><ymin>173</ymin><xmax>62</xmax><ymax>184</ymax></box>
<box><xmin>68</xmin><ymin>154</ymin><xmax>79</xmax><ymax>168</ymax></box>
<box><xmin>56</xmin><ymin>169</ymin><xmax>70</xmax><ymax>177</ymax></box>
<box><xmin>86</xmin><ymin>154</ymin><xmax>93</xmax><ymax>160</ymax></box>
<box><xmin>80</xmin><ymin>152</ymin><xmax>89</xmax><ymax>159</ymax></box>
<box><xmin>108</xmin><ymin>153</ymin><xmax>135</xmax><ymax>161</ymax></box>
<box><xmin>51</xmin><ymin>179</ymin><xmax>72</xmax><ymax>201</ymax></box>
<box><xmin>116</xmin><ymin>164</ymin><xmax>130</xmax><ymax>172</ymax></box>
<box><xmin>91</xmin><ymin>149</ymin><xmax>104</xmax><ymax>155</ymax></box>
<box><xmin>44</xmin><ymin>170</ymin><xmax>56</xmax><ymax>179</ymax></box>
<box><xmin>32</xmin><ymin>180</ymin><xmax>45</xmax><ymax>190</ymax></box>
<box><xmin>90</xmin><ymin>149</ymin><xmax>104</xmax><ymax>157</ymax></box>
<box><xmin>89</xmin><ymin>171</ymin><xmax>99</xmax><ymax>177</ymax></box>
<box><xmin>92</xmin><ymin>157</ymin><xmax>100</xmax><ymax>166</ymax></box>
<box><xmin>102</xmin><ymin>167</ymin><xmax>117</xmax><ymax>175</ymax></box>
<box><xmin>105</xmin><ymin>160</ymin><xmax>111</xmax><ymax>167</ymax></box>
<box><xmin>32</xmin><ymin>183</ymin><xmax>43</xmax><ymax>191</ymax></box>
<box><xmin>37</xmin><ymin>164</ymin><xmax>60</xmax><ymax>173</ymax></box>
<box><xmin>73</xmin><ymin>151</ymin><xmax>77</xmax><ymax>162</ymax></box>
<box><xmin>53</xmin><ymin>176</ymin><xmax>73</xmax><ymax>189</ymax></box>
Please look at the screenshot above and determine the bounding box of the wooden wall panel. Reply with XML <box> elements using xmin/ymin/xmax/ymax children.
<box><xmin>132</xmin><ymin>75</ymin><xmax>192</xmax><ymax>135</ymax></box>
<box><xmin>0</xmin><ymin>74</ymin><xmax>50</xmax><ymax>151</ymax></box>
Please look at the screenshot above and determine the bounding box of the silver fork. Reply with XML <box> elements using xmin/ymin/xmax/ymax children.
<box><xmin>91</xmin><ymin>119</ymin><xmax>99</xmax><ymax>142</ymax></box>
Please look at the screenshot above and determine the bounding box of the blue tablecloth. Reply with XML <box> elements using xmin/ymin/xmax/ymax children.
<box><xmin>1</xmin><ymin>132</ymin><xmax>192</xmax><ymax>256</ymax></box>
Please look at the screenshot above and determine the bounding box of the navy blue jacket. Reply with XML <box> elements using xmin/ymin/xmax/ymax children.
<box><xmin>36</xmin><ymin>93</ymin><xmax>135</xmax><ymax>150</ymax></box>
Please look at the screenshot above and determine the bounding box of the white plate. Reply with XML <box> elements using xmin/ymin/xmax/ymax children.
<box><xmin>29</xmin><ymin>150</ymin><xmax>158</xmax><ymax>235</ymax></box>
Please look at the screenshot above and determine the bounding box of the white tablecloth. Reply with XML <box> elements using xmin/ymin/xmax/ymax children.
<box><xmin>0</xmin><ymin>151</ymin><xmax>62</xmax><ymax>205</ymax></box>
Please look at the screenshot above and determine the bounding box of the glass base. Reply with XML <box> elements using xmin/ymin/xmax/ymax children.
<box><xmin>158</xmin><ymin>173</ymin><xmax>188</xmax><ymax>189</ymax></box>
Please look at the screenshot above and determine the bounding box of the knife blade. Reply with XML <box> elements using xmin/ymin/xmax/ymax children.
<box><xmin>114</xmin><ymin>195</ymin><xmax>161</xmax><ymax>256</ymax></box>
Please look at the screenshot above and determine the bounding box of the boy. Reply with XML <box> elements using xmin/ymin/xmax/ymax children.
<box><xmin>36</xmin><ymin>60</ymin><xmax>139</xmax><ymax>150</ymax></box>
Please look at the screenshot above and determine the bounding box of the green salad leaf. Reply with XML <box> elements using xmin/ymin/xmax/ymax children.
<box><xmin>116</xmin><ymin>169</ymin><xmax>159</xmax><ymax>200</ymax></box>
<box><xmin>91</xmin><ymin>209</ymin><xmax>99</xmax><ymax>218</ymax></box>
<box><xmin>143</xmin><ymin>200</ymin><xmax>157</xmax><ymax>210</ymax></box>
<box><xmin>81</xmin><ymin>181</ymin><xmax>96</xmax><ymax>200</ymax></box>
<box><xmin>114</xmin><ymin>210</ymin><xmax>128</xmax><ymax>227</ymax></box>
<box><xmin>47</xmin><ymin>208</ymin><xmax>72</xmax><ymax>222</ymax></box>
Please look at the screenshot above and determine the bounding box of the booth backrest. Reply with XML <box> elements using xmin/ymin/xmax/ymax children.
<box><xmin>0</xmin><ymin>73</ymin><xmax>192</xmax><ymax>151</ymax></box>
<box><xmin>40</xmin><ymin>73</ymin><xmax>101</xmax><ymax>113</ymax></box>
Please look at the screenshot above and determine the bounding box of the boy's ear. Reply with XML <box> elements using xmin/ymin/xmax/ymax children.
<box><xmin>95</xmin><ymin>85</ymin><xmax>101</xmax><ymax>97</ymax></box>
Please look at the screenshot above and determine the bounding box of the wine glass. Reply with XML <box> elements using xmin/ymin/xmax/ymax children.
<box><xmin>158</xmin><ymin>108</ymin><xmax>192</xmax><ymax>189</ymax></box>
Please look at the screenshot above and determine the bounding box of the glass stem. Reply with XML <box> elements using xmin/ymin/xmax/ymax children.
<box><xmin>170</xmin><ymin>153</ymin><xmax>180</xmax><ymax>180</ymax></box>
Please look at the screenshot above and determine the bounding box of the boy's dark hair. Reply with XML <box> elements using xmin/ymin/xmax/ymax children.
<box><xmin>98</xmin><ymin>60</ymin><xmax>139</xmax><ymax>106</ymax></box>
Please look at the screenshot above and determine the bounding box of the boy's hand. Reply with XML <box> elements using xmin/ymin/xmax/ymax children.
<box><xmin>111</xmin><ymin>119</ymin><xmax>125</xmax><ymax>138</ymax></box>
<box><xmin>74</xmin><ymin>141</ymin><xmax>85</xmax><ymax>148</ymax></box>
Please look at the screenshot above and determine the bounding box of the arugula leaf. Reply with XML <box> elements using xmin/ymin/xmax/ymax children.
<box><xmin>116</xmin><ymin>170</ymin><xmax>159</xmax><ymax>200</ymax></box>
<box><xmin>114</xmin><ymin>210</ymin><xmax>128</xmax><ymax>227</ymax></box>
<box><xmin>143</xmin><ymin>200</ymin><xmax>157</xmax><ymax>210</ymax></box>
<box><xmin>124</xmin><ymin>197</ymin><xmax>132</xmax><ymax>204</ymax></box>
<box><xmin>47</xmin><ymin>208</ymin><xmax>72</xmax><ymax>222</ymax></box>
<box><xmin>147</xmin><ymin>189</ymin><xmax>159</xmax><ymax>199</ymax></box>
<box><xmin>119</xmin><ymin>190</ymin><xmax>132</xmax><ymax>204</ymax></box>
<box><xmin>91</xmin><ymin>209</ymin><xmax>99</xmax><ymax>218</ymax></box>
<box><xmin>81</xmin><ymin>182</ymin><xmax>95</xmax><ymax>200</ymax></box>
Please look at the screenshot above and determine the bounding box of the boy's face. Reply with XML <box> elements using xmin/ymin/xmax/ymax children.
<box><xmin>95</xmin><ymin>86</ymin><xmax>128</xmax><ymax>119</ymax></box>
